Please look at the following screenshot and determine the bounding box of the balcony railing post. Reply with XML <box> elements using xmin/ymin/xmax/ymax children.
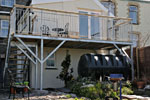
<box><xmin>88</xmin><ymin>16</ymin><xmax>91</xmax><ymax>39</ymax></box>
<box><xmin>112</xmin><ymin>18</ymin><xmax>115</xmax><ymax>41</ymax></box>
<box><xmin>14</xmin><ymin>7</ymin><xmax>16</xmax><ymax>35</ymax></box>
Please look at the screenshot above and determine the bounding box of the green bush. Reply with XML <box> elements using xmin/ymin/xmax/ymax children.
<box><xmin>68</xmin><ymin>77</ymin><xmax>134</xmax><ymax>100</ymax></box>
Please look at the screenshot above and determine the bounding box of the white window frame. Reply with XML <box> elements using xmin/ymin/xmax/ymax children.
<box><xmin>101</xmin><ymin>1</ymin><xmax>115</xmax><ymax>15</ymax></box>
<box><xmin>0</xmin><ymin>20</ymin><xmax>9</xmax><ymax>37</ymax></box>
<box><xmin>79</xmin><ymin>10</ymin><xmax>101</xmax><ymax>39</ymax></box>
<box><xmin>1</xmin><ymin>0</ymin><xmax>14</xmax><ymax>7</ymax></box>
<box><xmin>129</xmin><ymin>5</ymin><xmax>138</xmax><ymax>24</ymax></box>
<box><xmin>46</xmin><ymin>53</ymin><xmax>56</xmax><ymax>69</ymax></box>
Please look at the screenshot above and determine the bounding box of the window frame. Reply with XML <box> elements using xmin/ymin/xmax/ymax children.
<box><xmin>0</xmin><ymin>20</ymin><xmax>9</xmax><ymax>37</ymax></box>
<box><xmin>129</xmin><ymin>5</ymin><xmax>139</xmax><ymax>25</ymax></box>
<box><xmin>79</xmin><ymin>10</ymin><xmax>101</xmax><ymax>39</ymax></box>
<box><xmin>1</xmin><ymin>0</ymin><xmax>14</xmax><ymax>7</ymax></box>
<box><xmin>46</xmin><ymin>53</ymin><xmax>56</xmax><ymax>69</ymax></box>
<box><xmin>101</xmin><ymin>1</ymin><xmax>116</xmax><ymax>16</ymax></box>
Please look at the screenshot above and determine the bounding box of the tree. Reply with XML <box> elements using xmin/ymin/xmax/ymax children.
<box><xmin>57</xmin><ymin>53</ymin><xmax>73</xmax><ymax>87</ymax></box>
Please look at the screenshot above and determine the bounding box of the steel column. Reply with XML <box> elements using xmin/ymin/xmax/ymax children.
<box><xmin>35</xmin><ymin>44</ymin><xmax>38</xmax><ymax>90</ymax></box>
<box><xmin>43</xmin><ymin>40</ymin><xmax>66</xmax><ymax>63</ymax></box>
<box><xmin>113</xmin><ymin>44</ymin><xmax>124</xmax><ymax>55</ymax></box>
<box><xmin>16</xmin><ymin>37</ymin><xmax>41</xmax><ymax>63</ymax></box>
<box><xmin>122</xmin><ymin>48</ymin><xmax>132</xmax><ymax>63</ymax></box>
<box><xmin>131</xmin><ymin>45</ymin><xmax>134</xmax><ymax>81</ymax></box>
<box><xmin>40</xmin><ymin>39</ymin><xmax>44</xmax><ymax>90</ymax></box>
<box><xmin>14</xmin><ymin>42</ymin><xmax>36</xmax><ymax>65</ymax></box>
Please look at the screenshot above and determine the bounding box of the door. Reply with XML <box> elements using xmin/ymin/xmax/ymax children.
<box><xmin>79</xmin><ymin>11</ymin><xmax>88</xmax><ymax>38</ymax></box>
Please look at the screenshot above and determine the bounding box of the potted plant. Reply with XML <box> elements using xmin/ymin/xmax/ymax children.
<box><xmin>136</xmin><ymin>80</ymin><xmax>145</xmax><ymax>89</ymax></box>
<box><xmin>24</xmin><ymin>81</ymin><xmax>29</xmax><ymax>92</ymax></box>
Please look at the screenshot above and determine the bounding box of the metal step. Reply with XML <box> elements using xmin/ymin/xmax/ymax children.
<box><xmin>10</xmin><ymin>53</ymin><xmax>26</xmax><ymax>56</ymax></box>
<box><xmin>9</xmin><ymin>73</ymin><xmax>25</xmax><ymax>75</ymax></box>
<box><xmin>8</xmin><ymin>68</ymin><xmax>27</xmax><ymax>70</ymax></box>
<box><xmin>11</xmin><ymin>48</ymin><xmax>27</xmax><ymax>51</ymax></box>
<box><xmin>9</xmin><ymin>64</ymin><xmax>29</xmax><ymax>66</ymax></box>
<box><xmin>9</xmin><ymin>58</ymin><xmax>28</xmax><ymax>61</ymax></box>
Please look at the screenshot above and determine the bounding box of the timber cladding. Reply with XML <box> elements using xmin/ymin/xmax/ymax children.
<box><xmin>126</xmin><ymin>46</ymin><xmax>150</xmax><ymax>83</ymax></box>
<box><xmin>139</xmin><ymin>46</ymin><xmax>150</xmax><ymax>77</ymax></box>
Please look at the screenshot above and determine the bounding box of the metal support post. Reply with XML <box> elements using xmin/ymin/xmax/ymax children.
<box><xmin>43</xmin><ymin>40</ymin><xmax>66</xmax><ymax>63</ymax></box>
<box><xmin>35</xmin><ymin>44</ymin><xmax>38</xmax><ymax>90</ymax></box>
<box><xmin>16</xmin><ymin>37</ymin><xmax>41</xmax><ymax>63</ymax></box>
<box><xmin>113</xmin><ymin>44</ymin><xmax>124</xmax><ymax>55</ymax></box>
<box><xmin>122</xmin><ymin>48</ymin><xmax>132</xmax><ymax>63</ymax></box>
<box><xmin>14</xmin><ymin>42</ymin><xmax>36</xmax><ymax>64</ymax></box>
<box><xmin>40</xmin><ymin>39</ymin><xmax>44</xmax><ymax>90</ymax></box>
<box><xmin>131</xmin><ymin>45</ymin><xmax>134</xmax><ymax>81</ymax></box>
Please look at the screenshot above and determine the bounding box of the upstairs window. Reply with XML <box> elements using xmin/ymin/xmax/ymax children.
<box><xmin>101</xmin><ymin>1</ymin><xmax>116</xmax><ymax>15</ymax></box>
<box><xmin>0</xmin><ymin>20</ymin><xmax>9</xmax><ymax>37</ymax></box>
<box><xmin>129</xmin><ymin>5</ymin><xmax>138</xmax><ymax>24</ymax></box>
<box><xmin>1</xmin><ymin>0</ymin><xmax>14</xmax><ymax>7</ymax></box>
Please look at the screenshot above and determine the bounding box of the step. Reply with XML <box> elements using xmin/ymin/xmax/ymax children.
<box><xmin>10</xmin><ymin>73</ymin><xmax>25</xmax><ymax>75</ymax></box>
<box><xmin>9</xmin><ymin>64</ymin><xmax>29</xmax><ymax>66</ymax></box>
<box><xmin>11</xmin><ymin>48</ymin><xmax>27</xmax><ymax>51</ymax></box>
<box><xmin>9</xmin><ymin>58</ymin><xmax>28</xmax><ymax>61</ymax></box>
<box><xmin>8</xmin><ymin>68</ymin><xmax>27</xmax><ymax>70</ymax></box>
<box><xmin>10</xmin><ymin>53</ymin><xmax>26</xmax><ymax>56</ymax></box>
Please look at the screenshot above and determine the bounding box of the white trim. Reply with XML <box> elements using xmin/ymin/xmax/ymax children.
<box><xmin>46</xmin><ymin>53</ymin><xmax>56</xmax><ymax>68</ymax></box>
<box><xmin>0</xmin><ymin>11</ymin><xmax>10</xmax><ymax>14</ymax></box>
<box><xmin>0</xmin><ymin>20</ymin><xmax>9</xmax><ymax>37</ymax></box>
<box><xmin>1</xmin><ymin>0</ymin><xmax>14</xmax><ymax>7</ymax></box>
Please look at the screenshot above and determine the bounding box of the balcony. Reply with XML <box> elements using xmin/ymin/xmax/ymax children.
<box><xmin>10</xmin><ymin>5</ymin><xmax>133</xmax><ymax>44</ymax></box>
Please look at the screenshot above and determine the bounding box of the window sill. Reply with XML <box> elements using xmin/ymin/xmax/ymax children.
<box><xmin>0</xmin><ymin>36</ymin><xmax>8</xmax><ymax>38</ymax></box>
<box><xmin>0</xmin><ymin>5</ymin><xmax>13</xmax><ymax>8</ymax></box>
<box><xmin>131</xmin><ymin>23</ymin><xmax>139</xmax><ymax>25</ymax></box>
<box><xmin>45</xmin><ymin>67</ymin><xmax>58</xmax><ymax>70</ymax></box>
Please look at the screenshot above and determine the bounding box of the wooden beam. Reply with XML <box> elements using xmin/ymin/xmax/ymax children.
<box><xmin>14</xmin><ymin>4</ymin><xmax>131</xmax><ymax>21</ymax></box>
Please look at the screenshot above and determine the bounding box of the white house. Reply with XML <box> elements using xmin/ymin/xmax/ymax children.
<box><xmin>5</xmin><ymin>0</ymin><xmax>133</xmax><ymax>90</ymax></box>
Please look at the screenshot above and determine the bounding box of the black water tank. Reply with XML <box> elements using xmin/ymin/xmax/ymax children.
<box><xmin>78</xmin><ymin>54</ymin><xmax>131</xmax><ymax>80</ymax></box>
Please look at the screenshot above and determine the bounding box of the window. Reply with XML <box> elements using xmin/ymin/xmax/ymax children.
<box><xmin>0</xmin><ymin>20</ymin><xmax>9</xmax><ymax>37</ymax></box>
<box><xmin>1</xmin><ymin>0</ymin><xmax>14</xmax><ymax>7</ymax></box>
<box><xmin>129</xmin><ymin>5</ymin><xmax>138</xmax><ymax>24</ymax></box>
<box><xmin>101</xmin><ymin>1</ymin><xmax>115</xmax><ymax>15</ymax></box>
<box><xmin>46</xmin><ymin>54</ymin><xmax>55</xmax><ymax>68</ymax></box>
<box><xmin>79</xmin><ymin>11</ymin><xmax>100</xmax><ymax>38</ymax></box>
<box><xmin>79</xmin><ymin>11</ymin><xmax>88</xmax><ymax>38</ymax></box>
<box><xmin>91</xmin><ymin>13</ymin><xmax>100</xmax><ymax>37</ymax></box>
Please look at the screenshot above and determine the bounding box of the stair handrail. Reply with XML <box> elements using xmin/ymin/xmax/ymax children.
<box><xmin>23</xmin><ymin>56</ymin><xmax>28</xmax><ymax>83</ymax></box>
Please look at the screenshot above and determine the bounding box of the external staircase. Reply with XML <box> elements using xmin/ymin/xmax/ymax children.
<box><xmin>4</xmin><ymin>47</ymin><xmax>29</xmax><ymax>88</ymax></box>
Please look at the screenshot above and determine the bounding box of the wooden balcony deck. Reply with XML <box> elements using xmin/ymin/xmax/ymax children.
<box><xmin>9</xmin><ymin>4</ymin><xmax>133</xmax><ymax>49</ymax></box>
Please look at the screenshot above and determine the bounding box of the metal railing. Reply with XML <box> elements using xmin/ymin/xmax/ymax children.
<box><xmin>9</xmin><ymin>5</ymin><xmax>132</xmax><ymax>42</ymax></box>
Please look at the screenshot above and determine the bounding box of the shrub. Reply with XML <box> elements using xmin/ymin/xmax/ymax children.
<box><xmin>57</xmin><ymin>53</ymin><xmax>73</xmax><ymax>87</ymax></box>
<box><xmin>68</xmin><ymin>77</ymin><xmax>133</xmax><ymax>100</ymax></box>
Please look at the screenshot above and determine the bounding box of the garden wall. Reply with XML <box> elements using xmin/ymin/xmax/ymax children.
<box><xmin>126</xmin><ymin>46</ymin><xmax>150</xmax><ymax>83</ymax></box>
